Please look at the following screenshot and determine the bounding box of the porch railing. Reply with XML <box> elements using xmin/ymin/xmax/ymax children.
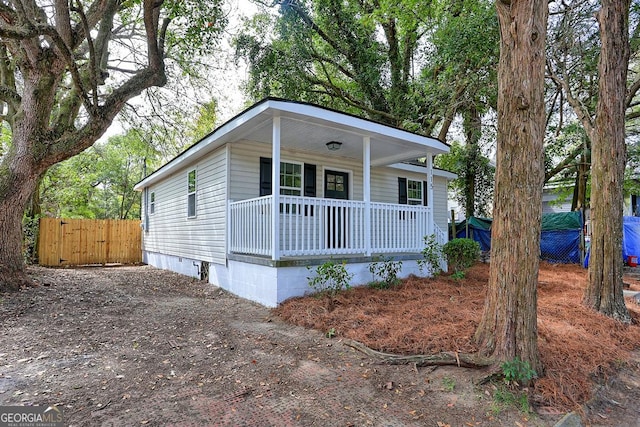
<box><xmin>229</xmin><ymin>195</ymin><xmax>442</xmax><ymax>258</ymax></box>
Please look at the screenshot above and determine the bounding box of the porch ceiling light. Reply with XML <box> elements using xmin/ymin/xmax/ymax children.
<box><xmin>326</xmin><ymin>141</ymin><xmax>342</xmax><ymax>151</ymax></box>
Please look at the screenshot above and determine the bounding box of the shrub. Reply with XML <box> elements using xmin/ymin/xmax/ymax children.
<box><xmin>418</xmin><ymin>234</ymin><xmax>444</xmax><ymax>276</ymax></box>
<box><xmin>368</xmin><ymin>256</ymin><xmax>402</xmax><ymax>288</ymax></box>
<box><xmin>307</xmin><ymin>260</ymin><xmax>353</xmax><ymax>298</ymax></box>
<box><xmin>442</xmin><ymin>238</ymin><xmax>480</xmax><ymax>273</ymax></box>
<box><xmin>22</xmin><ymin>215</ymin><xmax>41</xmax><ymax>265</ymax></box>
<box><xmin>501</xmin><ymin>357</ymin><xmax>537</xmax><ymax>387</ymax></box>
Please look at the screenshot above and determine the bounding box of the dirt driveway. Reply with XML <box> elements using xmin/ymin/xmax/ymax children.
<box><xmin>0</xmin><ymin>266</ymin><xmax>632</xmax><ymax>426</ymax></box>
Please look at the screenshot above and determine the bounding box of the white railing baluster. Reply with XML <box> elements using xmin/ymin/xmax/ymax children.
<box><xmin>229</xmin><ymin>196</ymin><xmax>434</xmax><ymax>258</ymax></box>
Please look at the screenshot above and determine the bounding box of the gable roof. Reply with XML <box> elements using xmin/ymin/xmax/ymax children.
<box><xmin>135</xmin><ymin>98</ymin><xmax>450</xmax><ymax>190</ymax></box>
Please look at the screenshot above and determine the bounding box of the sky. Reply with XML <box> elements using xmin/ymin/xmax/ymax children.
<box><xmin>212</xmin><ymin>0</ymin><xmax>263</xmax><ymax>120</ymax></box>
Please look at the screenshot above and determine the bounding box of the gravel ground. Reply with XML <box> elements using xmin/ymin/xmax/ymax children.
<box><xmin>0</xmin><ymin>265</ymin><xmax>637</xmax><ymax>426</ymax></box>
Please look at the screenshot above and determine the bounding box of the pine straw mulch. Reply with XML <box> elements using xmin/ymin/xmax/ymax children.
<box><xmin>274</xmin><ymin>262</ymin><xmax>640</xmax><ymax>411</ymax></box>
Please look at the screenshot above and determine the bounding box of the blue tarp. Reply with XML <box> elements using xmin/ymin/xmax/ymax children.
<box><xmin>454</xmin><ymin>212</ymin><xmax>583</xmax><ymax>264</ymax></box>
<box><xmin>623</xmin><ymin>216</ymin><xmax>640</xmax><ymax>262</ymax></box>
<box><xmin>541</xmin><ymin>229</ymin><xmax>580</xmax><ymax>264</ymax></box>
<box><xmin>584</xmin><ymin>216</ymin><xmax>640</xmax><ymax>267</ymax></box>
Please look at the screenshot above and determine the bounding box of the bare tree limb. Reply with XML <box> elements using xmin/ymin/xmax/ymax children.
<box><xmin>626</xmin><ymin>76</ymin><xmax>640</xmax><ymax>108</ymax></box>
<box><xmin>343</xmin><ymin>339</ymin><xmax>493</xmax><ymax>368</ymax></box>
<box><xmin>546</xmin><ymin>59</ymin><xmax>595</xmax><ymax>138</ymax></box>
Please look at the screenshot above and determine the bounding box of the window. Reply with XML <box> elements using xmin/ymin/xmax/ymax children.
<box><xmin>280</xmin><ymin>162</ymin><xmax>302</xmax><ymax>214</ymax></box>
<box><xmin>150</xmin><ymin>191</ymin><xmax>155</xmax><ymax>214</ymax></box>
<box><xmin>259</xmin><ymin>158</ymin><xmax>316</xmax><ymax>197</ymax></box>
<box><xmin>187</xmin><ymin>169</ymin><xmax>196</xmax><ymax>217</ymax></box>
<box><xmin>279</xmin><ymin>162</ymin><xmax>302</xmax><ymax>196</ymax></box>
<box><xmin>399</xmin><ymin>177</ymin><xmax>426</xmax><ymax>206</ymax></box>
<box><xmin>407</xmin><ymin>180</ymin><xmax>423</xmax><ymax>205</ymax></box>
<box><xmin>259</xmin><ymin>158</ymin><xmax>316</xmax><ymax>215</ymax></box>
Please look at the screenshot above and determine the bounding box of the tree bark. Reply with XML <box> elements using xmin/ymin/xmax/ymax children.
<box><xmin>0</xmin><ymin>145</ymin><xmax>41</xmax><ymax>290</ymax></box>
<box><xmin>0</xmin><ymin>0</ymin><xmax>168</xmax><ymax>291</ymax></box>
<box><xmin>0</xmin><ymin>58</ymin><xmax>61</xmax><ymax>290</ymax></box>
<box><xmin>474</xmin><ymin>0</ymin><xmax>548</xmax><ymax>375</ymax></box>
<box><xmin>463</xmin><ymin>105</ymin><xmax>482</xmax><ymax>219</ymax></box>
<box><xmin>585</xmin><ymin>0</ymin><xmax>632</xmax><ymax>323</ymax></box>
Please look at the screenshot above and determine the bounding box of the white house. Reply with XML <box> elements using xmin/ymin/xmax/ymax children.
<box><xmin>134</xmin><ymin>98</ymin><xmax>454</xmax><ymax>307</ymax></box>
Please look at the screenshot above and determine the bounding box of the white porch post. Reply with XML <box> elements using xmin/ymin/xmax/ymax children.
<box><xmin>272</xmin><ymin>116</ymin><xmax>281</xmax><ymax>260</ymax></box>
<box><xmin>363</xmin><ymin>137</ymin><xmax>371</xmax><ymax>256</ymax></box>
<box><xmin>427</xmin><ymin>152</ymin><xmax>434</xmax><ymax>236</ymax></box>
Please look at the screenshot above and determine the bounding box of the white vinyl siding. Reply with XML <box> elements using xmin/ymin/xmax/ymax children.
<box><xmin>142</xmin><ymin>146</ymin><xmax>228</xmax><ymax>265</ymax></box>
<box><xmin>229</xmin><ymin>140</ymin><xmax>363</xmax><ymax>201</ymax></box>
<box><xmin>370</xmin><ymin>166</ymin><xmax>449</xmax><ymax>233</ymax></box>
<box><xmin>432</xmin><ymin>176</ymin><xmax>449</xmax><ymax>233</ymax></box>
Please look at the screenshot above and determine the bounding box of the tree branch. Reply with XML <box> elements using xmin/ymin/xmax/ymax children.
<box><xmin>344</xmin><ymin>339</ymin><xmax>493</xmax><ymax>368</ymax></box>
<box><xmin>42</xmin><ymin>0</ymin><xmax>168</xmax><ymax>168</ymax></box>
<box><xmin>627</xmin><ymin>110</ymin><xmax>640</xmax><ymax>121</ymax></box>
<box><xmin>626</xmin><ymin>76</ymin><xmax>640</xmax><ymax>108</ymax></box>
<box><xmin>546</xmin><ymin>59</ymin><xmax>595</xmax><ymax>138</ymax></box>
<box><xmin>544</xmin><ymin>143</ymin><xmax>585</xmax><ymax>183</ymax></box>
<box><xmin>71</xmin><ymin>0</ymin><xmax>99</xmax><ymax>105</ymax></box>
<box><xmin>54</xmin><ymin>0</ymin><xmax>73</xmax><ymax>47</ymax></box>
<box><xmin>0</xmin><ymin>85</ymin><xmax>21</xmax><ymax>106</ymax></box>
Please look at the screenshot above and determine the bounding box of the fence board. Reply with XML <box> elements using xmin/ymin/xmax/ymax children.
<box><xmin>38</xmin><ymin>218</ymin><xmax>142</xmax><ymax>267</ymax></box>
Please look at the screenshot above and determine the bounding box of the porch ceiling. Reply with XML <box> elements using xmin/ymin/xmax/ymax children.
<box><xmin>231</xmin><ymin>114</ymin><xmax>443</xmax><ymax>166</ymax></box>
<box><xmin>135</xmin><ymin>98</ymin><xmax>449</xmax><ymax>190</ymax></box>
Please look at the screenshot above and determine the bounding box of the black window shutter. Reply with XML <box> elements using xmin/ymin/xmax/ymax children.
<box><xmin>304</xmin><ymin>164</ymin><xmax>316</xmax><ymax>197</ymax></box>
<box><xmin>398</xmin><ymin>177</ymin><xmax>407</xmax><ymax>204</ymax></box>
<box><xmin>259</xmin><ymin>157</ymin><xmax>272</xmax><ymax>196</ymax></box>
<box><xmin>423</xmin><ymin>180</ymin><xmax>428</xmax><ymax>206</ymax></box>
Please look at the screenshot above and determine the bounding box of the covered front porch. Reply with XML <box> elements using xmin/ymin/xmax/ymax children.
<box><xmin>224</xmin><ymin>101</ymin><xmax>450</xmax><ymax>262</ymax></box>
<box><xmin>229</xmin><ymin>195</ymin><xmax>447</xmax><ymax>259</ymax></box>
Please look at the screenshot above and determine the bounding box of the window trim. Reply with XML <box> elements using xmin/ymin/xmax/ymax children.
<box><xmin>407</xmin><ymin>179</ymin><xmax>423</xmax><ymax>206</ymax></box>
<box><xmin>279</xmin><ymin>160</ymin><xmax>303</xmax><ymax>196</ymax></box>
<box><xmin>149</xmin><ymin>191</ymin><xmax>156</xmax><ymax>215</ymax></box>
<box><xmin>187</xmin><ymin>168</ymin><xmax>197</xmax><ymax>218</ymax></box>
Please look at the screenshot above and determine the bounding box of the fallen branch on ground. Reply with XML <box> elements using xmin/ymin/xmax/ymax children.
<box><xmin>343</xmin><ymin>339</ymin><xmax>493</xmax><ymax>368</ymax></box>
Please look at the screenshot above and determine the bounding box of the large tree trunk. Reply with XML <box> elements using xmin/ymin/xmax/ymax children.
<box><xmin>571</xmin><ymin>151</ymin><xmax>589</xmax><ymax>212</ymax></box>
<box><xmin>585</xmin><ymin>0</ymin><xmax>631</xmax><ymax>323</ymax></box>
<box><xmin>0</xmin><ymin>145</ymin><xmax>41</xmax><ymax>290</ymax></box>
<box><xmin>474</xmin><ymin>0</ymin><xmax>548</xmax><ymax>375</ymax></box>
<box><xmin>0</xmin><ymin>0</ymin><xmax>169</xmax><ymax>291</ymax></box>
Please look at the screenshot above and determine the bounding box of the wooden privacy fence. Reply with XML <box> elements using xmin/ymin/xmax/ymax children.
<box><xmin>38</xmin><ymin>218</ymin><xmax>142</xmax><ymax>267</ymax></box>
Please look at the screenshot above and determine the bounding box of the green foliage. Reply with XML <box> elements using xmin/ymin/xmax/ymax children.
<box><xmin>163</xmin><ymin>0</ymin><xmax>227</xmax><ymax>58</ymax></box>
<box><xmin>442</xmin><ymin>238</ymin><xmax>480</xmax><ymax>274</ymax></box>
<box><xmin>418</xmin><ymin>234</ymin><xmax>444</xmax><ymax>276</ymax></box>
<box><xmin>326</xmin><ymin>327</ymin><xmax>336</xmax><ymax>338</ymax></box>
<box><xmin>450</xmin><ymin>271</ymin><xmax>466</xmax><ymax>280</ymax></box>
<box><xmin>491</xmin><ymin>357</ymin><xmax>537</xmax><ymax>415</ymax></box>
<box><xmin>188</xmin><ymin>100</ymin><xmax>218</xmax><ymax>142</ymax></box>
<box><xmin>40</xmin><ymin>130</ymin><xmax>160</xmax><ymax>219</ymax></box>
<box><xmin>0</xmin><ymin>122</ymin><xmax>10</xmax><ymax>158</ymax></box>
<box><xmin>435</xmin><ymin>140</ymin><xmax>495</xmax><ymax>217</ymax></box>
<box><xmin>307</xmin><ymin>260</ymin><xmax>353</xmax><ymax>298</ymax></box>
<box><xmin>235</xmin><ymin>0</ymin><xmax>499</xmax><ymax>135</ymax></box>
<box><xmin>500</xmin><ymin>357</ymin><xmax>537</xmax><ymax>387</ymax></box>
<box><xmin>22</xmin><ymin>215</ymin><xmax>40</xmax><ymax>265</ymax></box>
<box><xmin>368</xmin><ymin>256</ymin><xmax>402</xmax><ymax>289</ymax></box>
<box><xmin>491</xmin><ymin>386</ymin><xmax>532</xmax><ymax>415</ymax></box>
<box><xmin>441</xmin><ymin>377</ymin><xmax>456</xmax><ymax>392</ymax></box>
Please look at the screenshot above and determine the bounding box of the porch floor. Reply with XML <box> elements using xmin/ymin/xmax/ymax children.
<box><xmin>227</xmin><ymin>252</ymin><xmax>423</xmax><ymax>268</ymax></box>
